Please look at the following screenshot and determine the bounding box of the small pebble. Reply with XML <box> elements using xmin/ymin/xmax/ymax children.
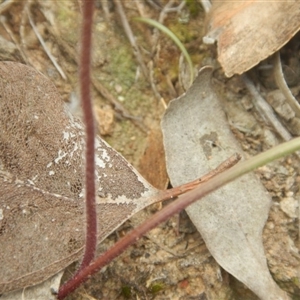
<box><xmin>279</xmin><ymin>197</ymin><xmax>298</xmax><ymax>218</ymax></box>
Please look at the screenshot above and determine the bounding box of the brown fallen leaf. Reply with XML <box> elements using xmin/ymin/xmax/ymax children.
<box><xmin>0</xmin><ymin>62</ymin><xmax>199</xmax><ymax>294</ymax></box>
<box><xmin>204</xmin><ymin>0</ymin><xmax>300</xmax><ymax>77</ymax></box>
<box><xmin>0</xmin><ymin>61</ymin><xmax>152</xmax><ymax>293</ymax></box>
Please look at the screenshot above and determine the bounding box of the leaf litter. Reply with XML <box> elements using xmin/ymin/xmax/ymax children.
<box><xmin>0</xmin><ymin>0</ymin><xmax>300</xmax><ymax>299</ymax></box>
<box><xmin>0</xmin><ymin>62</ymin><xmax>221</xmax><ymax>297</ymax></box>
<box><xmin>0</xmin><ymin>61</ymin><xmax>160</xmax><ymax>294</ymax></box>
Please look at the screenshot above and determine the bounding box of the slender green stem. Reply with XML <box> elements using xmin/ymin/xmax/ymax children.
<box><xmin>225</xmin><ymin>137</ymin><xmax>300</xmax><ymax>181</ymax></box>
<box><xmin>135</xmin><ymin>17</ymin><xmax>194</xmax><ymax>87</ymax></box>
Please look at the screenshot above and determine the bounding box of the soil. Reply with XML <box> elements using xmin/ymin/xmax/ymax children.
<box><xmin>0</xmin><ymin>1</ymin><xmax>299</xmax><ymax>299</ymax></box>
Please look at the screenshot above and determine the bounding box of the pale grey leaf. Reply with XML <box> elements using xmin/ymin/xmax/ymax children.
<box><xmin>161</xmin><ymin>67</ymin><xmax>289</xmax><ymax>300</ymax></box>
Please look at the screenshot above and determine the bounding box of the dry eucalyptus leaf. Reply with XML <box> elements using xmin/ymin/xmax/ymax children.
<box><xmin>0</xmin><ymin>61</ymin><xmax>161</xmax><ymax>294</ymax></box>
<box><xmin>161</xmin><ymin>67</ymin><xmax>289</xmax><ymax>300</ymax></box>
<box><xmin>204</xmin><ymin>1</ymin><xmax>300</xmax><ymax>77</ymax></box>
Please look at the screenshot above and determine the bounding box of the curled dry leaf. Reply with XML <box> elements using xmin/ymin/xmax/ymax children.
<box><xmin>0</xmin><ymin>62</ymin><xmax>160</xmax><ymax>294</ymax></box>
<box><xmin>161</xmin><ymin>67</ymin><xmax>289</xmax><ymax>300</ymax></box>
<box><xmin>204</xmin><ymin>1</ymin><xmax>300</xmax><ymax>77</ymax></box>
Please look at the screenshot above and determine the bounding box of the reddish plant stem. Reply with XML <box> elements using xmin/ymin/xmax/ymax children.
<box><xmin>156</xmin><ymin>153</ymin><xmax>241</xmax><ymax>202</ymax></box>
<box><xmin>71</xmin><ymin>0</ymin><xmax>96</xmax><ymax>272</ymax></box>
<box><xmin>58</xmin><ymin>2</ymin><xmax>96</xmax><ymax>298</ymax></box>
<box><xmin>78</xmin><ymin>0</ymin><xmax>97</xmax><ymax>272</ymax></box>
<box><xmin>57</xmin><ymin>155</ymin><xmax>240</xmax><ymax>299</ymax></box>
<box><xmin>77</xmin><ymin>0</ymin><xmax>96</xmax><ymax>272</ymax></box>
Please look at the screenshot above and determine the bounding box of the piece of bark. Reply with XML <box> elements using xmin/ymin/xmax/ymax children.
<box><xmin>204</xmin><ymin>1</ymin><xmax>300</xmax><ymax>77</ymax></box>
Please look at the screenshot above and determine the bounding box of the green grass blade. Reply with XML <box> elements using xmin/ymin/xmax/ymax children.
<box><xmin>134</xmin><ymin>17</ymin><xmax>194</xmax><ymax>87</ymax></box>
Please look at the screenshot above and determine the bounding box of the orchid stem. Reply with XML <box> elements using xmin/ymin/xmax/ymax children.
<box><xmin>58</xmin><ymin>0</ymin><xmax>96</xmax><ymax>298</ymax></box>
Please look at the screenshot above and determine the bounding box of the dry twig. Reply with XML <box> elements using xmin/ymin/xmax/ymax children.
<box><xmin>200</xmin><ymin>0</ymin><xmax>211</xmax><ymax>13</ymax></box>
<box><xmin>148</xmin><ymin>60</ymin><xmax>162</xmax><ymax>101</ymax></box>
<box><xmin>273</xmin><ymin>51</ymin><xmax>300</xmax><ymax>118</ymax></box>
<box><xmin>19</xmin><ymin>0</ymin><xmax>30</xmax><ymax>59</ymax></box>
<box><xmin>113</xmin><ymin>0</ymin><xmax>149</xmax><ymax>79</ymax></box>
<box><xmin>27</xmin><ymin>7</ymin><xmax>67</xmax><ymax>80</ymax></box>
<box><xmin>151</xmin><ymin>0</ymin><xmax>177</xmax><ymax>50</ymax></box>
<box><xmin>0</xmin><ymin>16</ymin><xmax>29</xmax><ymax>64</ymax></box>
<box><xmin>0</xmin><ymin>0</ymin><xmax>16</xmax><ymax>15</ymax></box>
<box><xmin>243</xmin><ymin>74</ymin><xmax>292</xmax><ymax>141</ymax></box>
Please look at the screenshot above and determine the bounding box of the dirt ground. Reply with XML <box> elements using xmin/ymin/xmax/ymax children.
<box><xmin>0</xmin><ymin>0</ymin><xmax>299</xmax><ymax>299</ymax></box>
